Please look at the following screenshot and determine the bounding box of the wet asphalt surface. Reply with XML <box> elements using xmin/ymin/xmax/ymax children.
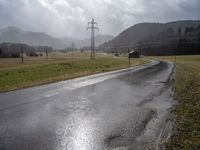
<box><xmin>0</xmin><ymin>61</ymin><xmax>174</xmax><ymax>150</ymax></box>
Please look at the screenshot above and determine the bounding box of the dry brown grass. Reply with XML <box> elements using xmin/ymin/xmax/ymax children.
<box><xmin>0</xmin><ymin>51</ymin><xmax>112</xmax><ymax>69</ymax></box>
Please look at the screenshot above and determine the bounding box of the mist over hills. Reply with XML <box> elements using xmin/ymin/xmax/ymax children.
<box><xmin>1</xmin><ymin>20</ymin><xmax>199</xmax><ymax>51</ymax></box>
<box><xmin>0</xmin><ymin>26</ymin><xmax>114</xmax><ymax>49</ymax></box>
<box><xmin>100</xmin><ymin>20</ymin><xmax>200</xmax><ymax>48</ymax></box>
<box><xmin>60</xmin><ymin>34</ymin><xmax>114</xmax><ymax>48</ymax></box>
<box><xmin>0</xmin><ymin>27</ymin><xmax>65</xmax><ymax>49</ymax></box>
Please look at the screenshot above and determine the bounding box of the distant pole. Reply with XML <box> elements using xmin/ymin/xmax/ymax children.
<box><xmin>21</xmin><ymin>46</ymin><xmax>24</xmax><ymax>64</ymax></box>
<box><xmin>128</xmin><ymin>48</ymin><xmax>130</xmax><ymax>67</ymax></box>
<box><xmin>71</xmin><ymin>43</ymin><xmax>74</xmax><ymax>60</ymax></box>
<box><xmin>46</xmin><ymin>49</ymin><xmax>48</xmax><ymax>60</ymax></box>
<box><xmin>65</xmin><ymin>48</ymin><xmax>67</xmax><ymax>61</ymax></box>
<box><xmin>174</xmin><ymin>45</ymin><xmax>177</xmax><ymax>64</ymax></box>
<box><xmin>87</xmin><ymin>18</ymin><xmax>99</xmax><ymax>59</ymax></box>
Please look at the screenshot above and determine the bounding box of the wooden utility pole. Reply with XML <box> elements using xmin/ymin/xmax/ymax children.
<box><xmin>71</xmin><ymin>43</ymin><xmax>74</xmax><ymax>60</ymax></box>
<box><xmin>174</xmin><ymin>45</ymin><xmax>177</xmax><ymax>64</ymax></box>
<box><xmin>46</xmin><ymin>49</ymin><xmax>48</xmax><ymax>60</ymax></box>
<box><xmin>21</xmin><ymin>47</ymin><xmax>24</xmax><ymax>64</ymax></box>
<box><xmin>128</xmin><ymin>48</ymin><xmax>130</xmax><ymax>67</ymax></box>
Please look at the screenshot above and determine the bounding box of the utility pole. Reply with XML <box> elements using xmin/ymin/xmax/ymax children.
<box><xmin>174</xmin><ymin>44</ymin><xmax>177</xmax><ymax>64</ymax></box>
<box><xmin>71</xmin><ymin>43</ymin><xmax>75</xmax><ymax>60</ymax></box>
<box><xmin>21</xmin><ymin>46</ymin><xmax>24</xmax><ymax>64</ymax></box>
<box><xmin>45</xmin><ymin>48</ymin><xmax>48</xmax><ymax>61</ymax></box>
<box><xmin>128</xmin><ymin>48</ymin><xmax>130</xmax><ymax>68</ymax></box>
<box><xmin>87</xmin><ymin>18</ymin><xmax>99</xmax><ymax>59</ymax></box>
<box><xmin>65</xmin><ymin>48</ymin><xmax>67</xmax><ymax>61</ymax></box>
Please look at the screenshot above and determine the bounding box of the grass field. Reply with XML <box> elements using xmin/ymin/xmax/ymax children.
<box><xmin>0</xmin><ymin>52</ymin><xmax>148</xmax><ymax>92</ymax></box>
<box><xmin>1</xmin><ymin>52</ymin><xmax>200</xmax><ymax>148</ymax></box>
<box><xmin>153</xmin><ymin>55</ymin><xmax>200</xmax><ymax>149</ymax></box>
<box><xmin>0</xmin><ymin>51</ymin><xmax>111</xmax><ymax>68</ymax></box>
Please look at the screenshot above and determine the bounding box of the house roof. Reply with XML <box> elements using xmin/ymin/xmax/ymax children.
<box><xmin>129</xmin><ymin>50</ymin><xmax>138</xmax><ymax>54</ymax></box>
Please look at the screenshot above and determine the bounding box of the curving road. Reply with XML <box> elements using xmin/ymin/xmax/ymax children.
<box><xmin>0</xmin><ymin>61</ymin><xmax>174</xmax><ymax>150</ymax></box>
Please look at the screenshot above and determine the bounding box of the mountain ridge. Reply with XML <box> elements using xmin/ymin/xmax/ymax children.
<box><xmin>100</xmin><ymin>20</ymin><xmax>200</xmax><ymax>48</ymax></box>
<box><xmin>0</xmin><ymin>26</ymin><xmax>114</xmax><ymax>49</ymax></box>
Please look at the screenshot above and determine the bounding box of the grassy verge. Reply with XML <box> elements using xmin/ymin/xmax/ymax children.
<box><xmin>0</xmin><ymin>57</ymin><xmax>148</xmax><ymax>92</ymax></box>
<box><xmin>154</xmin><ymin>56</ymin><xmax>200</xmax><ymax>149</ymax></box>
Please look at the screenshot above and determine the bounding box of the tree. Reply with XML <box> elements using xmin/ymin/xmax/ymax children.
<box><xmin>196</xmin><ymin>24</ymin><xmax>200</xmax><ymax>30</ymax></box>
<box><xmin>189</xmin><ymin>26</ymin><xmax>194</xmax><ymax>33</ymax></box>
<box><xmin>185</xmin><ymin>27</ymin><xmax>190</xmax><ymax>36</ymax></box>
<box><xmin>178</xmin><ymin>26</ymin><xmax>182</xmax><ymax>37</ymax></box>
<box><xmin>167</xmin><ymin>28</ymin><xmax>174</xmax><ymax>35</ymax></box>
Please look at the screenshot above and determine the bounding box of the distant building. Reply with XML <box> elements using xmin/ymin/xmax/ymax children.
<box><xmin>114</xmin><ymin>53</ymin><xmax>119</xmax><ymax>57</ymax></box>
<box><xmin>129</xmin><ymin>50</ymin><xmax>140</xmax><ymax>58</ymax></box>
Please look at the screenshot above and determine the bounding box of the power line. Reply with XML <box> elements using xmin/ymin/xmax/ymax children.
<box><xmin>87</xmin><ymin>18</ymin><xmax>99</xmax><ymax>59</ymax></box>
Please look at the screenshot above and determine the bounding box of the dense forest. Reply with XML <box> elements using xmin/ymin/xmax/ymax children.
<box><xmin>100</xmin><ymin>21</ymin><xmax>200</xmax><ymax>56</ymax></box>
<box><xmin>139</xmin><ymin>24</ymin><xmax>200</xmax><ymax>55</ymax></box>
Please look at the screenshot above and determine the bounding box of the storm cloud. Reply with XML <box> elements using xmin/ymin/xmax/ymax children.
<box><xmin>0</xmin><ymin>0</ymin><xmax>199</xmax><ymax>38</ymax></box>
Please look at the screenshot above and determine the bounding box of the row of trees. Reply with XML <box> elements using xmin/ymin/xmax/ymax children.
<box><xmin>139</xmin><ymin>25</ymin><xmax>200</xmax><ymax>56</ymax></box>
<box><xmin>0</xmin><ymin>43</ymin><xmax>53</xmax><ymax>58</ymax></box>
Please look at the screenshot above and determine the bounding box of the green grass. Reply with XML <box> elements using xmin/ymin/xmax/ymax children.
<box><xmin>0</xmin><ymin>57</ymin><xmax>148</xmax><ymax>92</ymax></box>
<box><xmin>154</xmin><ymin>55</ymin><xmax>200</xmax><ymax>149</ymax></box>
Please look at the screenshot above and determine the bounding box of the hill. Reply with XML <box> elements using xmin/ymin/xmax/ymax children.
<box><xmin>100</xmin><ymin>20</ymin><xmax>200</xmax><ymax>48</ymax></box>
<box><xmin>0</xmin><ymin>27</ymin><xmax>66</xmax><ymax>49</ymax></box>
<box><xmin>0</xmin><ymin>26</ymin><xmax>114</xmax><ymax>49</ymax></box>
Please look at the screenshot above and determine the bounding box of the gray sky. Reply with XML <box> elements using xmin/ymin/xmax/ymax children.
<box><xmin>0</xmin><ymin>0</ymin><xmax>200</xmax><ymax>38</ymax></box>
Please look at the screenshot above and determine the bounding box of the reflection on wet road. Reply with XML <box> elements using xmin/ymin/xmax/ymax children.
<box><xmin>0</xmin><ymin>61</ymin><xmax>174</xmax><ymax>150</ymax></box>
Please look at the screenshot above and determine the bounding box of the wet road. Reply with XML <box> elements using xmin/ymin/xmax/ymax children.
<box><xmin>0</xmin><ymin>61</ymin><xmax>174</xmax><ymax>150</ymax></box>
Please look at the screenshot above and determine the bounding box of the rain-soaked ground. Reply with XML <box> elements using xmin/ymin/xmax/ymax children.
<box><xmin>0</xmin><ymin>61</ymin><xmax>174</xmax><ymax>150</ymax></box>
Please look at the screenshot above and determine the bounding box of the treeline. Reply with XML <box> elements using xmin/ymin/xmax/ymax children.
<box><xmin>140</xmin><ymin>24</ymin><xmax>200</xmax><ymax>56</ymax></box>
<box><xmin>0</xmin><ymin>43</ymin><xmax>53</xmax><ymax>58</ymax></box>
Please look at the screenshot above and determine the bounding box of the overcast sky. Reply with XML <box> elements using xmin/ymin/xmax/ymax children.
<box><xmin>0</xmin><ymin>0</ymin><xmax>200</xmax><ymax>38</ymax></box>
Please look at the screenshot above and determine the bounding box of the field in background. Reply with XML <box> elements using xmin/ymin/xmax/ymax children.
<box><xmin>0</xmin><ymin>52</ymin><xmax>148</xmax><ymax>92</ymax></box>
<box><xmin>152</xmin><ymin>55</ymin><xmax>200</xmax><ymax>149</ymax></box>
<box><xmin>0</xmin><ymin>51</ymin><xmax>112</xmax><ymax>68</ymax></box>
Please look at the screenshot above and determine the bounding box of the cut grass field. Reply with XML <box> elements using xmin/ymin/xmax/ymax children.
<box><xmin>0</xmin><ymin>55</ymin><xmax>148</xmax><ymax>92</ymax></box>
<box><xmin>153</xmin><ymin>55</ymin><xmax>200</xmax><ymax>149</ymax></box>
